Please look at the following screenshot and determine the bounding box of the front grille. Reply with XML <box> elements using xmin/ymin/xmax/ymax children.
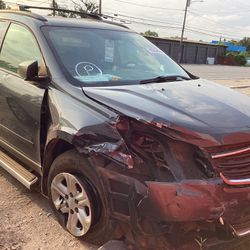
<box><xmin>209</xmin><ymin>145</ymin><xmax>250</xmax><ymax>183</ymax></box>
<box><xmin>214</xmin><ymin>150</ymin><xmax>250</xmax><ymax>180</ymax></box>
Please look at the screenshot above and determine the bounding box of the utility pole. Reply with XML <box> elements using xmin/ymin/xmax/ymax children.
<box><xmin>99</xmin><ymin>0</ymin><xmax>102</xmax><ymax>14</ymax></box>
<box><xmin>219</xmin><ymin>35</ymin><xmax>222</xmax><ymax>44</ymax></box>
<box><xmin>178</xmin><ymin>0</ymin><xmax>190</xmax><ymax>63</ymax></box>
<box><xmin>52</xmin><ymin>0</ymin><xmax>56</xmax><ymax>16</ymax></box>
<box><xmin>178</xmin><ymin>0</ymin><xmax>204</xmax><ymax>63</ymax></box>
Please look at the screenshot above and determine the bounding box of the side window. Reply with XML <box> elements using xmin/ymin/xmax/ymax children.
<box><xmin>0</xmin><ymin>23</ymin><xmax>43</xmax><ymax>73</ymax></box>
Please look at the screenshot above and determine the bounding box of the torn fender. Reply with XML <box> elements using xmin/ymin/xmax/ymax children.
<box><xmin>44</xmin><ymin>88</ymin><xmax>134</xmax><ymax>168</ymax></box>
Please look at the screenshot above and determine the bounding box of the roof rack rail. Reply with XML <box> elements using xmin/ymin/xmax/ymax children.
<box><xmin>0</xmin><ymin>5</ymin><xmax>129</xmax><ymax>28</ymax></box>
<box><xmin>21</xmin><ymin>5</ymin><xmax>102</xmax><ymax>20</ymax></box>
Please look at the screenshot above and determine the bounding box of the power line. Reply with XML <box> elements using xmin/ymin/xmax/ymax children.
<box><xmin>105</xmin><ymin>11</ymin><xmax>183</xmax><ymax>27</ymax></box>
<box><xmin>104</xmin><ymin>2</ymin><xmax>248</xmax><ymax>37</ymax></box>
<box><xmin>115</xmin><ymin>18</ymin><xmax>182</xmax><ymax>31</ymax></box>
<box><xmin>105</xmin><ymin>11</ymin><xmax>243</xmax><ymax>40</ymax></box>
<box><xmin>135</xmin><ymin>19</ymin><xmax>240</xmax><ymax>39</ymax></box>
<box><xmin>112</xmin><ymin>0</ymin><xmax>184</xmax><ymax>11</ymax></box>
<box><xmin>191</xmin><ymin>7</ymin><xmax>250</xmax><ymax>15</ymax></box>
<box><xmin>188</xmin><ymin>9</ymin><xmax>247</xmax><ymax>32</ymax></box>
<box><xmin>104</xmin><ymin>4</ymin><xmax>245</xmax><ymax>38</ymax></box>
<box><xmin>110</xmin><ymin>15</ymin><xmax>241</xmax><ymax>40</ymax></box>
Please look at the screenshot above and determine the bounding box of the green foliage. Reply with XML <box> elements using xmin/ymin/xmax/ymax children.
<box><xmin>141</xmin><ymin>30</ymin><xmax>159</xmax><ymax>38</ymax></box>
<box><xmin>228</xmin><ymin>37</ymin><xmax>250</xmax><ymax>51</ymax></box>
<box><xmin>235</xmin><ymin>53</ymin><xmax>247</xmax><ymax>66</ymax></box>
<box><xmin>239</xmin><ymin>37</ymin><xmax>250</xmax><ymax>51</ymax></box>
<box><xmin>228</xmin><ymin>39</ymin><xmax>238</xmax><ymax>45</ymax></box>
<box><xmin>226</xmin><ymin>52</ymin><xmax>247</xmax><ymax>66</ymax></box>
<box><xmin>226</xmin><ymin>52</ymin><xmax>236</xmax><ymax>57</ymax></box>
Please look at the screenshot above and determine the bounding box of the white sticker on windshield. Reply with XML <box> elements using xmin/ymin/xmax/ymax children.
<box><xmin>74</xmin><ymin>74</ymin><xmax>113</xmax><ymax>83</ymax></box>
<box><xmin>146</xmin><ymin>47</ymin><xmax>164</xmax><ymax>54</ymax></box>
<box><xmin>105</xmin><ymin>40</ymin><xmax>115</xmax><ymax>63</ymax></box>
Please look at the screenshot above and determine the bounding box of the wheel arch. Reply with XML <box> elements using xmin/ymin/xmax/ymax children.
<box><xmin>41</xmin><ymin>137</ymin><xmax>76</xmax><ymax>195</ymax></box>
<box><xmin>39</xmin><ymin>87</ymin><xmax>121</xmax><ymax>194</ymax></box>
<box><xmin>40</xmin><ymin>88</ymin><xmax>135</xmax><ymax>195</ymax></box>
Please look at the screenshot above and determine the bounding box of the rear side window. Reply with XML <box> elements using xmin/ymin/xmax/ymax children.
<box><xmin>0</xmin><ymin>23</ymin><xmax>43</xmax><ymax>73</ymax></box>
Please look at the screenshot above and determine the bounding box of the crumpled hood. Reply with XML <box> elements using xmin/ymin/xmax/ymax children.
<box><xmin>83</xmin><ymin>79</ymin><xmax>250</xmax><ymax>134</ymax></box>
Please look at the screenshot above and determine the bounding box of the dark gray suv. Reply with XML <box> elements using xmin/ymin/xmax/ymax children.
<box><xmin>1</xmin><ymin>8</ymin><xmax>250</xmax><ymax>250</ymax></box>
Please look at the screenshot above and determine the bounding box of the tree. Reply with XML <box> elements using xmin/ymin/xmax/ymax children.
<box><xmin>49</xmin><ymin>0</ymin><xmax>99</xmax><ymax>18</ymax></box>
<box><xmin>228</xmin><ymin>39</ymin><xmax>239</xmax><ymax>45</ymax></box>
<box><xmin>49</xmin><ymin>1</ymin><xmax>77</xmax><ymax>17</ymax></box>
<box><xmin>141</xmin><ymin>30</ymin><xmax>159</xmax><ymax>38</ymax></box>
<box><xmin>73</xmin><ymin>0</ymin><xmax>99</xmax><ymax>14</ymax></box>
<box><xmin>239</xmin><ymin>37</ymin><xmax>250</xmax><ymax>51</ymax></box>
<box><xmin>0</xmin><ymin>0</ymin><xmax>6</xmax><ymax>9</ymax></box>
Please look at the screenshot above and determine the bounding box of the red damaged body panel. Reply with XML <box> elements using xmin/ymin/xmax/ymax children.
<box><xmin>140</xmin><ymin>179</ymin><xmax>250</xmax><ymax>228</ymax></box>
<box><xmin>97</xmin><ymin>167</ymin><xmax>250</xmax><ymax>249</ymax></box>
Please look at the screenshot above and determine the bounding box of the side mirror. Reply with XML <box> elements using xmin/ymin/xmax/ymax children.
<box><xmin>18</xmin><ymin>60</ymin><xmax>48</xmax><ymax>81</ymax></box>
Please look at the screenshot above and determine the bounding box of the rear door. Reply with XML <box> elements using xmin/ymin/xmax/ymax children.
<box><xmin>0</xmin><ymin>22</ymin><xmax>47</xmax><ymax>167</ymax></box>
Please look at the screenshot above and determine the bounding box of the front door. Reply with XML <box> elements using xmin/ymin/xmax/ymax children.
<box><xmin>0</xmin><ymin>22</ymin><xmax>46</xmax><ymax>165</ymax></box>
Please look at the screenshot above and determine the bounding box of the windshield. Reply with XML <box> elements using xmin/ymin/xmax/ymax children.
<box><xmin>43</xmin><ymin>26</ymin><xmax>190</xmax><ymax>86</ymax></box>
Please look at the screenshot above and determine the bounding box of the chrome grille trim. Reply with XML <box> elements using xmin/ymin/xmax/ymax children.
<box><xmin>211</xmin><ymin>146</ymin><xmax>250</xmax><ymax>159</ymax></box>
<box><xmin>220</xmin><ymin>173</ymin><xmax>250</xmax><ymax>186</ymax></box>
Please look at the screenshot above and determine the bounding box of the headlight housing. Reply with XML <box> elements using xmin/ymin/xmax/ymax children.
<box><xmin>115</xmin><ymin>116</ymin><xmax>216</xmax><ymax>182</ymax></box>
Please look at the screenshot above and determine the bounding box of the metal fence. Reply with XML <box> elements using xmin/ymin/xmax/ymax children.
<box><xmin>146</xmin><ymin>36</ymin><xmax>226</xmax><ymax>64</ymax></box>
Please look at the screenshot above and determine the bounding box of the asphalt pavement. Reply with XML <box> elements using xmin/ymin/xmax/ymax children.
<box><xmin>183</xmin><ymin>64</ymin><xmax>250</xmax><ymax>95</ymax></box>
<box><xmin>183</xmin><ymin>64</ymin><xmax>250</xmax><ymax>81</ymax></box>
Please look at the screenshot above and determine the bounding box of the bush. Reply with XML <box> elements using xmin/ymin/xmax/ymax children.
<box><xmin>235</xmin><ymin>53</ymin><xmax>247</xmax><ymax>65</ymax></box>
<box><xmin>225</xmin><ymin>52</ymin><xmax>247</xmax><ymax>66</ymax></box>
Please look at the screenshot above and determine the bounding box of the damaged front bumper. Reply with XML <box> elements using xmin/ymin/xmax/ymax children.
<box><xmin>98</xmin><ymin>167</ymin><xmax>250</xmax><ymax>249</ymax></box>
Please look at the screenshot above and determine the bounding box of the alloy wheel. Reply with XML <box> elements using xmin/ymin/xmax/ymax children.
<box><xmin>51</xmin><ymin>173</ymin><xmax>92</xmax><ymax>237</ymax></box>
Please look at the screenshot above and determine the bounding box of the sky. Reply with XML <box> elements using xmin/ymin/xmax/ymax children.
<box><xmin>5</xmin><ymin>0</ymin><xmax>250</xmax><ymax>42</ymax></box>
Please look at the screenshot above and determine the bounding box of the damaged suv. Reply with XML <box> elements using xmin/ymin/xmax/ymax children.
<box><xmin>1</xmin><ymin>8</ymin><xmax>250</xmax><ymax>250</ymax></box>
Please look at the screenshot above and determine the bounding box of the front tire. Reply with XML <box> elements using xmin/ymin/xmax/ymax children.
<box><xmin>47</xmin><ymin>149</ymin><xmax>113</xmax><ymax>244</ymax></box>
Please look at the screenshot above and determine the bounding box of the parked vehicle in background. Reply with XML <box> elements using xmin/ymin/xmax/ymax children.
<box><xmin>247</xmin><ymin>57</ymin><xmax>250</xmax><ymax>65</ymax></box>
<box><xmin>1</xmin><ymin>7</ymin><xmax>250</xmax><ymax>250</ymax></box>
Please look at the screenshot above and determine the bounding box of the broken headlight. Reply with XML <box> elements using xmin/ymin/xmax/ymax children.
<box><xmin>116</xmin><ymin>116</ymin><xmax>216</xmax><ymax>181</ymax></box>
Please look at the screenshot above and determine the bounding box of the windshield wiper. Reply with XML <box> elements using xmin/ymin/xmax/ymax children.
<box><xmin>140</xmin><ymin>75</ymin><xmax>191</xmax><ymax>84</ymax></box>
